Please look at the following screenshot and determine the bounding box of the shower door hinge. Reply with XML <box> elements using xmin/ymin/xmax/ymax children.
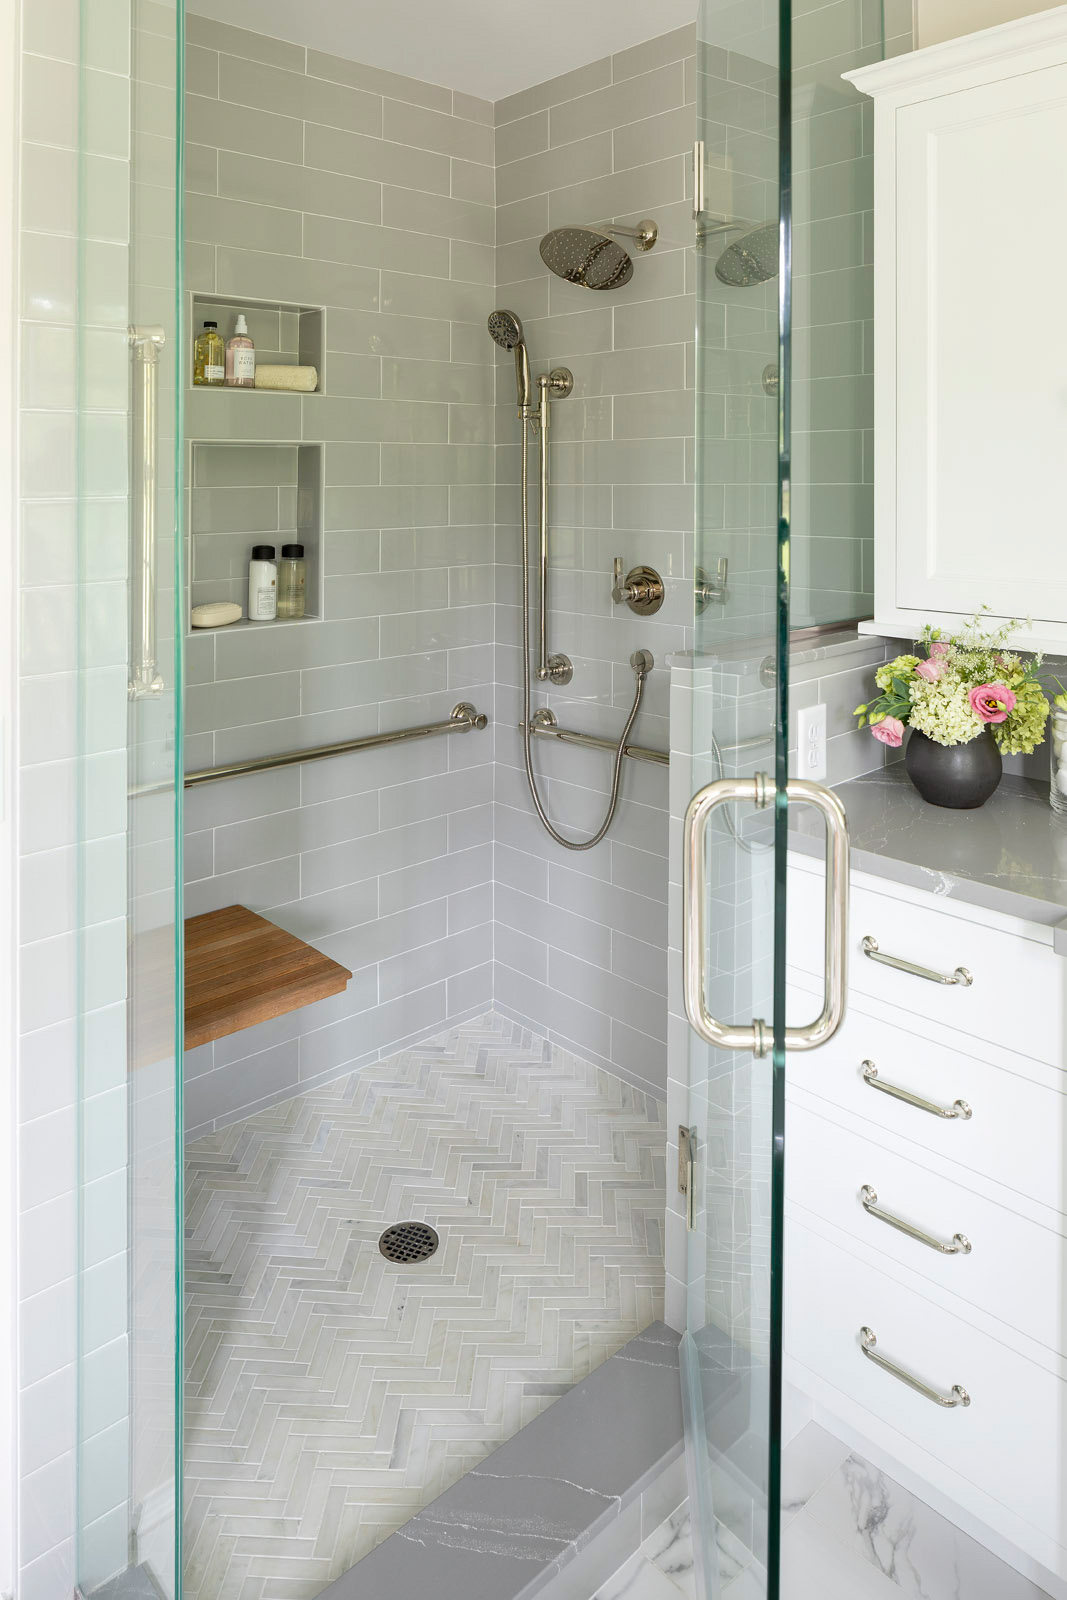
<box><xmin>678</xmin><ymin>1125</ymin><xmax>696</xmax><ymax>1230</ymax></box>
<box><xmin>692</xmin><ymin>140</ymin><xmax>705</xmax><ymax>219</ymax></box>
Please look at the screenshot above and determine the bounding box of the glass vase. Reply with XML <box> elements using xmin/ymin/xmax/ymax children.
<box><xmin>1051</xmin><ymin>706</ymin><xmax>1067</xmax><ymax>814</ymax></box>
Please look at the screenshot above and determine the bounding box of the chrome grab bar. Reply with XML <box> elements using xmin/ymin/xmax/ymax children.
<box><xmin>682</xmin><ymin>776</ymin><xmax>849</xmax><ymax>1055</ymax></box>
<box><xmin>520</xmin><ymin>710</ymin><xmax>668</xmax><ymax>768</ymax></box>
<box><xmin>859</xmin><ymin>1326</ymin><xmax>970</xmax><ymax>1409</ymax></box>
<box><xmin>183</xmin><ymin>702</ymin><xmax>488</xmax><ymax>788</ymax></box>
<box><xmin>860</xmin><ymin>1186</ymin><xmax>971</xmax><ymax>1255</ymax></box>
<box><xmin>862</xmin><ymin>935</ymin><xmax>972</xmax><ymax>987</ymax></box>
<box><xmin>862</xmin><ymin>1061</ymin><xmax>972</xmax><ymax>1120</ymax></box>
<box><xmin>128</xmin><ymin>325</ymin><xmax>166</xmax><ymax>698</ymax></box>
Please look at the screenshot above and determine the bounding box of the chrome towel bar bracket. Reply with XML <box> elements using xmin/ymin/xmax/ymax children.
<box><xmin>860</xmin><ymin>1326</ymin><xmax>971</xmax><ymax>1409</ymax></box>
<box><xmin>862</xmin><ymin>1061</ymin><xmax>972</xmax><ymax>1120</ymax></box>
<box><xmin>862</xmin><ymin>935</ymin><xmax>972</xmax><ymax>987</ymax></box>
<box><xmin>860</xmin><ymin>1185</ymin><xmax>972</xmax><ymax>1255</ymax></box>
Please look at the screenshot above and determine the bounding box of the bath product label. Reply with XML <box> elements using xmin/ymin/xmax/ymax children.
<box><xmin>234</xmin><ymin>347</ymin><xmax>255</xmax><ymax>381</ymax></box>
<box><xmin>205</xmin><ymin>363</ymin><xmax>224</xmax><ymax>383</ymax></box>
<box><xmin>251</xmin><ymin>585</ymin><xmax>276</xmax><ymax>619</ymax></box>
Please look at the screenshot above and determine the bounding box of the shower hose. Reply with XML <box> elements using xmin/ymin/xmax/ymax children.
<box><xmin>518</xmin><ymin>420</ymin><xmax>648</xmax><ymax>852</ymax></box>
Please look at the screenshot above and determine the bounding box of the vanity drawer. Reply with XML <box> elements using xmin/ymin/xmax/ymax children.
<box><xmin>785</xmin><ymin>986</ymin><xmax>1067</xmax><ymax>1216</ymax></box>
<box><xmin>785</xmin><ymin>1218</ymin><xmax>1067</xmax><ymax>1554</ymax></box>
<box><xmin>786</xmin><ymin>1100</ymin><xmax>1067</xmax><ymax>1356</ymax></box>
<box><xmin>787</xmin><ymin>863</ymin><xmax>1064</xmax><ymax>1068</ymax></box>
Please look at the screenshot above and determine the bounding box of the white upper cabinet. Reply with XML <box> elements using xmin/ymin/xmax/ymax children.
<box><xmin>848</xmin><ymin>9</ymin><xmax>1067</xmax><ymax>651</ymax></box>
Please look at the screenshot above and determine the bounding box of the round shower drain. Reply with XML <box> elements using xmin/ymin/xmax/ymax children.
<box><xmin>378</xmin><ymin>1221</ymin><xmax>440</xmax><ymax>1264</ymax></box>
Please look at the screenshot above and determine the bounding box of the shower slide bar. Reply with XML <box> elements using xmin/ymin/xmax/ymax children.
<box><xmin>520</xmin><ymin>709</ymin><xmax>669</xmax><ymax>768</ymax></box>
<box><xmin>182</xmin><ymin>701</ymin><xmax>489</xmax><ymax>789</ymax></box>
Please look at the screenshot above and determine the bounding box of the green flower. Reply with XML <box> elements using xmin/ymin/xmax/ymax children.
<box><xmin>875</xmin><ymin>655</ymin><xmax>919</xmax><ymax>691</ymax></box>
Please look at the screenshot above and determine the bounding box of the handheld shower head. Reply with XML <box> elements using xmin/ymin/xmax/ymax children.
<box><xmin>488</xmin><ymin>308</ymin><xmax>532</xmax><ymax>416</ymax></box>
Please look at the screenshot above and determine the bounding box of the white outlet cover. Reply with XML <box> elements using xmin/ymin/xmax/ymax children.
<box><xmin>798</xmin><ymin>702</ymin><xmax>827</xmax><ymax>782</ymax></box>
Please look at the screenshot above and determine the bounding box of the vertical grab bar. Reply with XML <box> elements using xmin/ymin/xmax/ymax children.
<box><xmin>128</xmin><ymin>325</ymin><xmax>166</xmax><ymax>698</ymax></box>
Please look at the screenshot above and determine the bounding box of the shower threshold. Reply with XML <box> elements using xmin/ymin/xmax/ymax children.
<box><xmin>320</xmin><ymin>1322</ymin><xmax>682</xmax><ymax>1600</ymax></box>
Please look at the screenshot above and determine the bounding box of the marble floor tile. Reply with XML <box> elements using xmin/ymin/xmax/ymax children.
<box><xmin>595</xmin><ymin>1554</ymin><xmax>691</xmax><ymax>1600</ymax></box>
<box><xmin>805</xmin><ymin>1450</ymin><xmax>1056</xmax><ymax>1600</ymax></box>
<box><xmin>779</xmin><ymin>1421</ymin><xmax>851</xmax><ymax>1524</ymax></box>
<box><xmin>184</xmin><ymin>1011</ymin><xmax>666</xmax><ymax>1600</ymax></box>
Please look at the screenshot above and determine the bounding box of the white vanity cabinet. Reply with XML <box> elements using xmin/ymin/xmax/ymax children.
<box><xmin>847</xmin><ymin>10</ymin><xmax>1067</xmax><ymax>653</ymax></box>
<box><xmin>784</xmin><ymin>852</ymin><xmax>1067</xmax><ymax>1588</ymax></box>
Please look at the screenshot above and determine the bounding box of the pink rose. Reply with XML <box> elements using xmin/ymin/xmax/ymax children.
<box><xmin>915</xmin><ymin>658</ymin><xmax>944</xmax><ymax>681</ymax></box>
<box><xmin>968</xmin><ymin>683</ymin><xmax>1016</xmax><ymax>723</ymax></box>
<box><xmin>929</xmin><ymin>641</ymin><xmax>950</xmax><ymax>659</ymax></box>
<box><xmin>871</xmin><ymin>715</ymin><xmax>905</xmax><ymax>747</ymax></box>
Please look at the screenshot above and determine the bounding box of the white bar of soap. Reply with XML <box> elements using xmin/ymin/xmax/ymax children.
<box><xmin>191</xmin><ymin>601</ymin><xmax>242</xmax><ymax>628</ymax></box>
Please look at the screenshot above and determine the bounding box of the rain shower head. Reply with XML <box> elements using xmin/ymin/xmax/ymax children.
<box><xmin>539</xmin><ymin>219</ymin><xmax>658</xmax><ymax>292</ymax></box>
<box><xmin>714</xmin><ymin>223</ymin><xmax>779</xmax><ymax>288</ymax></box>
<box><xmin>488</xmin><ymin>308</ymin><xmax>532</xmax><ymax>415</ymax></box>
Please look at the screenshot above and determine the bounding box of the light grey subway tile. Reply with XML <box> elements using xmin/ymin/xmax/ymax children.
<box><xmin>496</xmin><ymin>131</ymin><xmax>612</xmax><ymax>208</ymax></box>
<box><xmin>614</xmin><ymin>103</ymin><xmax>695</xmax><ymax>173</ymax></box>
<box><xmin>380</xmin><ymin>271</ymin><xmax>490</xmax><ymax>323</ymax></box>
<box><xmin>451</xmin><ymin>91</ymin><xmax>493</xmax><ymax>127</ymax></box>
<box><xmin>450</xmin><ymin>157</ymin><xmax>494</xmax><ymax>207</ymax></box>
<box><xmin>186</xmin><ymin>43</ymin><xmax>218</xmax><ymax>99</ymax></box>
<box><xmin>496</xmin><ymin>193</ymin><xmax>548</xmax><ymax>248</ymax></box>
<box><xmin>550</xmin><ymin>62</ymin><xmax>685</xmax><ymax>149</ymax></box>
<box><xmin>379</xmin><ymin>842</ymin><xmax>491</xmax><ymax>916</ymax></box>
<box><xmin>612</xmin><ymin>25</ymin><xmax>696</xmax><ymax>82</ymax></box>
<box><xmin>316</xmin><ymin>397</ymin><xmax>447</xmax><ymax>444</ymax></box>
<box><xmin>216</xmin><ymin>149</ymin><xmax>381</xmax><ymax>224</ymax></box>
<box><xmin>379</xmin><ymin>923</ymin><xmax>491</xmax><ymax>1004</ymax></box>
<box><xmin>303</xmin><ymin>211</ymin><xmax>448</xmax><ymax>277</ymax></box>
<box><xmin>546</xmin><ymin>154</ymin><xmax>687</xmax><ymax>231</ymax></box>
<box><xmin>326</xmin><ymin>567</ymin><xmax>448</xmax><ymax>619</ymax></box>
<box><xmin>214</xmin><ymin>245</ymin><xmax>379</xmax><ymax>313</ymax></box>
<box><xmin>381</xmin><ymin>186</ymin><xmax>493</xmax><ymax>246</ymax></box>
<box><xmin>306</xmin><ymin>49</ymin><xmax>452</xmax><ymax>114</ymax></box>
<box><xmin>304</xmin><ymin>121</ymin><xmax>450</xmax><ymax>195</ymax></box>
<box><xmin>321</xmin><ymin>353</ymin><xmax>382</xmax><ymax>399</ymax></box>
<box><xmin>495</xmin><ymin>110</ymin><xmax>548</xmax><ymax>168</ymax></box>
<box><xmin>185</xmin><ymin>14</ymin><xmax>306</xmax><ymax>72</ymax></box>
<box><xmin>186</xmin><ymin>191</ymin><xmax>302</xmax><ymax>257</ymax></box>
<box><xmin>382</xmin><ymin>98</ymin><xmax>492</xmax><ymax>165</ymax></box>
<box><xmin>381</xmin><ymin>357</ymin><xmax>491</xmax><ymax>406</ymax></box>
<box><xmin>326</xmin><ymin>306</ymin><xmax>450</xmax><ymax>362</ymax></box>
<box><xmin>221</xmin><ymin>52</ymin><xmax>382</xmax><ymax>135</ymax></box>
<box><xmin>185</xmin><ymin>92</ymin><xmax>303</xmax><ymax>163</ymax></box>
<box><xmin>185</xmin><ymin>140</ymin><xmax>218</xmax><ymax>196</ymax></box>
<box><xmin>495</xmin><ymin>57</ymin><xmax>612</xmax><ymax>128</ymax></box>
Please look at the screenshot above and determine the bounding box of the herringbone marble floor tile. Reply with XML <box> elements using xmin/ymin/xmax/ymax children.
<box><xmin>184</xmin><ymin>1011</ymin><xmax>666</xmax><ymax>1600</ymax></box>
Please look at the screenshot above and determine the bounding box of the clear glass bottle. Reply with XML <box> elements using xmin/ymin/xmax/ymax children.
<box><xmin>193</xmin><ymin>319</ymin><xmax>225</xmax><ymax>386</ymax></box>
<box><xmin>225</xmin><ymin>312</ymin><xmax>255</xmax><ymax>388</ymax></box>
<box><xmin>276</xmin><ymin>543</ymin><xmax>306</xmax><ymax>619</ymax></box>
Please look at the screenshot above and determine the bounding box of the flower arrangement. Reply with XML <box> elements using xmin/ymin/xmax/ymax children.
<box><xmin>854</xmin><ymin>612</ymin><xmax>1049</xmax><ymax>755</ymax></box>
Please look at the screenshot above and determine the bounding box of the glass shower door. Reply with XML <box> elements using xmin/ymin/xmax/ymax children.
<box><xmin>74</xmin><ymin>1</ymin><xmax>184</xmax><ymax>1594</ymax></box>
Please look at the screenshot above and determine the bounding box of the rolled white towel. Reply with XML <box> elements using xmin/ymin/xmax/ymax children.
<box><xmin>255</xmin><ymin>364</ymin><xmax>318</xmax><ymax>392</ymax></box>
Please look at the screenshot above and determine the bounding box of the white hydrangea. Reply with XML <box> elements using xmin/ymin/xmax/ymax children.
<box><xmin>908</xmin><ymin>671</ymin><xmax>984</xmax><ymax>747</ymax></box>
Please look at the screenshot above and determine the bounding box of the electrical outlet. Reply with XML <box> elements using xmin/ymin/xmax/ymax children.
<box><xmin>798</xmin><ymin>702</ymin><xmax>827</xmax><ymax>782</ymax></box>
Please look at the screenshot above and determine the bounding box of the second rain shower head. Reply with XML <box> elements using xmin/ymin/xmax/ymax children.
<box><xmin>488</xmin><ymin>308</ymin><xmax>532</xmax><ymax>415</ymax></box>
<box><xmin>539</xmin><ymin>219</ymin><xmax>658</xmax><ymax>292</ymax></box>
<box><xmin>714</xmin><ymin>223</ymin><xmax>779</xmax><ymax>288</ymax></box>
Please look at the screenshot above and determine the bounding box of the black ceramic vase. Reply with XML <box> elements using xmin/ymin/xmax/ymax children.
<box><xmin>904</xmin><ymin>727</ymin><xmax>1002</xmax><ymax>809</ymax></box>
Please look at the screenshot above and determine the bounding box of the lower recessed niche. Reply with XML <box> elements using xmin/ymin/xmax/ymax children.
<box><xmin>187</xmin><ymin>440</ymin><xmax>323</xmax><ymax>630</ymax></box>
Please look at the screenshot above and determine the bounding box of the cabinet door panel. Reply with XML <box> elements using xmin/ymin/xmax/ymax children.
<box><xmin>895</xmin><ymin>63</ymin><xmax>1067</xmax><ymax>622</ymax></box>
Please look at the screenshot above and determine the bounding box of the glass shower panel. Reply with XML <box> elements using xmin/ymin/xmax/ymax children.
<box><xmin>789</xmin><ymin>0</ymin><xmax>886</xmax><ymax>629</ymax></box>
<box><xmin>75</xmin><ymin>0</ymin><xmax>183</xmax><ymax>1594</ymax></box>
<box><xmin>683</xmin><ymin>1</ymin><xmax>786</xmax><ymax>1595</ymax></box>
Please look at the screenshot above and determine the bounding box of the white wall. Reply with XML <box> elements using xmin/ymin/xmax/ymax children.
<box><xmin>916</xmin><ymin>0</ymin><xmax>1062</xmax><ymax>46</ymax></box>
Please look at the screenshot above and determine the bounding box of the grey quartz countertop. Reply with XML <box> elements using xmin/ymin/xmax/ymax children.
<box><xmin>789</xmin><ymin>764</ymin><xmax>1067</xmax><ymax>934</ymax></box>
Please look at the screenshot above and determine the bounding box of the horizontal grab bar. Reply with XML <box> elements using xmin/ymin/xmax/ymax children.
<box><xmin>520</xmin><ymin>714</ymin><xmax>669</xmax><ymax>768</ymax></box>
<box><xmin>862</xmin><ymin>1061</ymin><xmax>972</xmax><ymax>1120</ymax></box>
<box><xmin>182</xmin><ymin>702</ymin><xmax>488</xmax><ymax>790</ymax></box>
<box><xmin>862</xmin><ymin>935</ymin><xmax>972</xmax><ymax>987</ymax></box>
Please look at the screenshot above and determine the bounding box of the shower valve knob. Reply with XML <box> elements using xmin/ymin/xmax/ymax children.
<box><xmin>613</xmin><ymin>559</ymin><xmax>664</xmax><ymax>616</ymax></box>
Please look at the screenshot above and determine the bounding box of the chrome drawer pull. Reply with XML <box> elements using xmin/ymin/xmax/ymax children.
<box><xmin>862</xmin><ymin>936</ymin><xmax>972</xmax><ymax>987</ymax></box>
<box><xmin>860</xmin><ymin>1327</ymin><xmax>970</xmax><ymax>1408</ymax></box>
<box><xmin>860</xmin><ymin>1186</ymin><xmax>971</xmax><ymax>1255</ymax></box>
<box><xmin>862</xmin><ymin>1062</ymin><xmax>972</xmax><ymax>1120</ymax></box>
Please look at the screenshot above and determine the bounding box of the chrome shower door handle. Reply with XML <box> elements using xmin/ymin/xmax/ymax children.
<box><xmin>783</xmin><ymin>780</ymin><xmax>850</xmax><ymax>1052</ymax></box>
<box><xmin>128</xmin><ymin>325</ymin><xmax>166</xmax><ymax>698</ymax></box>
<box><xmin>682</xmin><ymin>776</ymin><xmax>849</xmax><ymax>1055</ymax></box>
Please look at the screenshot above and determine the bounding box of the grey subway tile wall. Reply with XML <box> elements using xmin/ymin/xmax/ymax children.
<box><xmin>181</xmin><ymin>12</ymin><xmax>891</xmax><ymax>1136</ymax></box>
<box><xmin>182</xmin><ymin>17</ymin><xmax>496</xmax><ymax>1135</ymax></box>
<box><xmin>491</xmin><ymin>28</ymin><xmax>698</xmax><ymax>1099</ymax></box>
